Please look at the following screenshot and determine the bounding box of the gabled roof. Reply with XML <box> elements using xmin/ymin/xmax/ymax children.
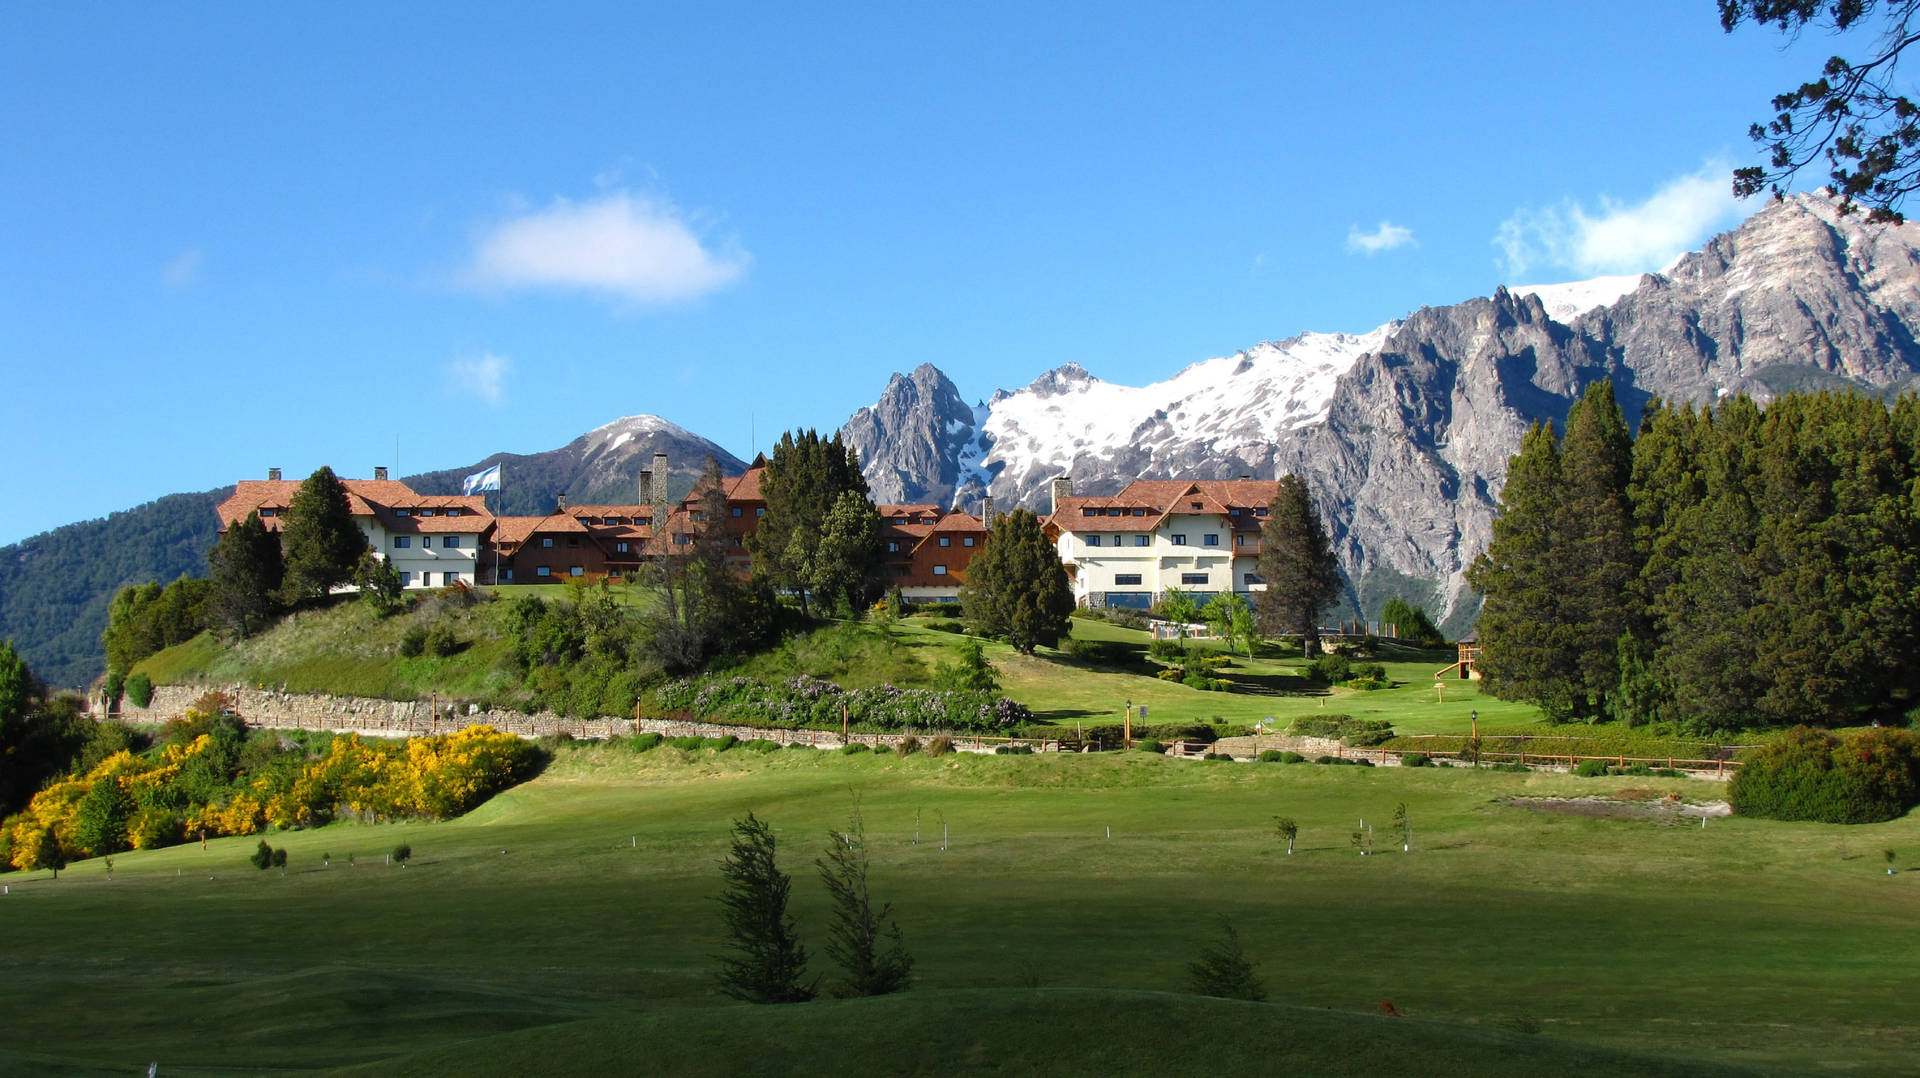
<box><xmin>217</xmin><ymin>478</ymin><xmax>491</xmax><ymax>531</ymax></box>
<box><xmin>1046</xmin><ymin>478</ymin><xmax>1283</xmax><ymax>534</ymax></box>
<box><xmin>724</xmin><ymin>466</ymin><xmax>765</xmax><ymax>502</ymax></box>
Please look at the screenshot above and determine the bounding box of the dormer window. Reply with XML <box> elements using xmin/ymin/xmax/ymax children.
<box><xmin>1082</xmin><ymin>508</ymin><xmax>1098</xmax><ymax>517</ymax></box>
<box><xmin>260</xmin><ymin>508</ymin><xmax>277</xmax><ymax>517</ymax></box>
<box><xmin>445</xmin><ymin>508</ymin><xmax>460</xmax><ymax>517</ymax></box>
<box><xmin>1132</xmin><ymin>508</ymin><xmax>1146</xmax><ymax>516</ymax></box>
<box><xmin>393</xmin><ymin>509</ymin><xmax>408</xmax><ymax>517</ymax></box>
<box><xmin>1191</xmin><ymin>501</ymin><xmax>1202</xmax><ymax>510</ymax></box>
<box><xmin>419</xmin><ymin>509</ymin><xmax>435</xmax><ymax>517</ymax></box>
<box><xmin>1106</xmin><ymin>508</ymin><xmax>1121</xmax><ymax>516</ymax></box>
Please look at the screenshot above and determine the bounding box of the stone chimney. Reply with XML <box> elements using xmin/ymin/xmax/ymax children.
<box><xmin>1048</xmin><ymin>476</ymin><xmax>1072</xmax><ymax>516</ymax></box>
<box><xmin>557</xmin><ymin>494</ymin><xmax>568</xmax><ymax>511</ymax></box>
<box><xmin>651</xmin><ymin>453</ymin><xmax>669</xmax><ymax>499</ymax></box>
<box><xmin>981</xmin><ymin>496</ymin><xmax>995</xmax><ymax>528</ymax></box>
<box><xmin>268</xmin><ymin>467</ymin><xmax>282</xmax><ymax>481</ymax></box>
<box><xmin>638</xmin><ymin>469</ymin><xmax>654</xmax><ymax>504</ymax></box>
<box><xmin>374</xmin><ymin>466</ymin><xmax>389</xmax><ymax>481</ymax></box>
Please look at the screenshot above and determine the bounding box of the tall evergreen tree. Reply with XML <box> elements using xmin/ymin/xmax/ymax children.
<box><xmin>278</xmin><ymin>466</ymin><xmax>366</xmax><ymax>603</ymax></box>
<box><xmin>747</xmin><ymin>431</ymin><xmax>873</xmax><ymax>618</ymax></box>
<box><xmin>715</xmin><ymin>811</ymin><xmax>815</xmax><ymax>1004</ymax></box>
<box><xmin>1555</xmin><ymin>380</ymin><xmax>1640</xmax><ymax>719</ymax></box>
<box><xmin>959</xmin><ymin>509</ymin><xmax>1073</xmax><ymax>654</ymax></box>
<box><xmin>1253</xmin><ymin>474</ymin><xmax>1342</xmax><ymax>658</ymax></box>
<box><xmin>808</xmin><ymin>490</ymin><xmax>885</xmax><ymax>617</ymax></box>
<box><xmin>1466</xmin><ymin>422</ymin><xmax>1584</xmax><ymax>718</ymax></box>
<box><xmin>208</xmin><ymin>511</ymin><xmax>284</xmax><ymax>639</ymax></box>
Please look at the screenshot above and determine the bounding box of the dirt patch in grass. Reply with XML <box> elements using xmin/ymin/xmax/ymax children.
<box><xmin>1504</xmin><ymin>795</ymin><xmax>1731</xmax><ymax>822</ymax></box>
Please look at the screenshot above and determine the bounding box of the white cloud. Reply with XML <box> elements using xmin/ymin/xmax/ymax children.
<box><xmin>448</xmin><ymin>352</ymin><xmax>511</xmax><ymax>405</ymax></box>
<box><xmin>463</xmin><ymin>190</ymin><xmax>747</xmax><ymax>305</ymax></box>
<box><xmin>161</xmin><ymin>248</ymin><xmax>203</xmax><ymax>288</ymax></box>
<box><xmin>1495</xmin><ymin>163</ymin><xmax>1747</xmax><ymax>279</ymax></box>
<box><xmin>1346</xmin><ymin>221</ymin><xmax>1416</xmax><ymax>255</ymax></box>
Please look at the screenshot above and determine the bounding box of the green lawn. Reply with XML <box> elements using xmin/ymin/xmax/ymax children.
<box><xmin>2</xmin><ymin>745</ymin><xmax>1913</xmax><ymax>1075</ymax></box>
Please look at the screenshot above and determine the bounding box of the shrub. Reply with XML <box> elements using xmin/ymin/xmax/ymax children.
<box><xmin>1313</xmin><ymin>755</ymin><xmax>1336</xmax><ymax>765</ymax></box>
<box><xmin>1401</xmin><ymin>752</ymin><xmax>1431</xmax><ymax>768</ymax></box>
<box><xmin>1309</xmin><ymin>653</ymin><xmax>1351</xmax><ymax>684</ymax></box>
<box><xmin>249</xmin><ymin>839</ymin><xmax>274</xmax><ymax>870</ymax></box>
<box><xmin>1148</xmin><ymin>638</ymin><xmax>1187</xmax><ymax>662</ymax></box>
<box><xmin>872</xmin><ymin>744</ymin><xmax>894</xmax><ymax>755</ymax></box>
<box><xmin>1573</xmin><ymin>759</ymin><xmax>1608</xmax><ymax>778</ymax></box>
<box><xmin>398</xmin><ymin>626</ymin><xmax>428</xmax><ymax>658</ymax></box>
<box><xmin>1280</xmin><ymin>751</ymin><xmax>1306</xmax><ymax>764</ymax></box>
<box><xmin>926</xmin><ymin>619</ymin><xmax>965</xmax><ymax>634</ymax></box>
<box><xmin>1493</xmin><ymin>762</ymin><xmax>1531</xmax><ymax>773</ymax></box>
<box><xmin>630</xmin><ymin>732</ymin><xmax>664</xmax><ymax>753</ymax></box>
<box><xmin>425</xmin><ymin>623</ymin><xmax>460</xmax><ymax>658</ymax></box>
<box><xmin>1136</xmin><ymin>739</ymin><xmax>1167</xmax><ymax>754</ymax></box>
<box><xmin>668</xmin><ymin>735</ymin><xmax>706</xmax><ymax>751</ymax></box>
<box><xmin>897</xmin><ymin>736</ymin><xmax>922</xmax><ymax>757</ymax></box>
<box><xmin>748</xmin><ymin>739</ymin><xmax>782</xmax><ymax>753</ymax></box>
<box><xmin>711</xmin><ymin>735</ymin><xmax>740</xmax><ymax>752</ymax></box>
<box><xmin>125</xmin><ymin>673</ymin><xmax>153</xmax><ymax>709</ymax></box>
<box><xmin>1203</xmin><ymin>752</ymin><xmax>1233</xmax><ymax>761</ymax></box>
<box><xmin>994</xmin><ymin>744</ymin><xmax>1034</xmax><ymax>755</ymax></box>
<box><xmin>1065</xmin><ymin>638</ymin><xmax>1138</xmax><ymax>669</ymax></box>
<box><xmin>924</xmin><ymin>734</ymin><xmax>954</xmax><ymax>757</ymax></box>
<box><xmin>271</xmin><ymin>847</ymin><xmax>287</xmax><ymax>870</ymax></box>
<box><xmin>1258</xmin><ymin>749</ymin><xmax>1284</xmax><ymax>762</ymax></box>
<box><xmin>1729</xmin><ymin>726</ymin><xmax>1920</xmax><ymax>824</ymax></box>
<box><xmin>391</xmin><ymin>842</ymin><xmax>412</xmax><ymax>864</ymax></box>
<box><xmin>839</xmin><ymin>743</ymin><xmax>871</xmax><ymax>755</ymax></box>
<box><xmin>1106</xmin><ymin>608</ymin><xmax>1151</xmax><ymax>631</ymax></box>
<box><xmin>1286</xmin><ymin>715</ymin><xmax>1394</xmax><ymax>746</ymax></box>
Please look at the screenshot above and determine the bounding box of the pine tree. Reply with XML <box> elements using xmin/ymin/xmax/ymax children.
<box><xmin>1466</xmin><ymin>422</ymin><xmax>1583</xmax><ymax>718</ymax></box>
<box><xmin>1555</xmin><ymin>380</ymin><xmax>1640</xmax><ymax>719</ymax></box>
<box><xmin>1253</xmin><ymin>474</ymin><xmax>1342</xmax><ymax>658</ymax></box>
<box><xmin>959</xmin><ymin>509</ymin><xmax>1073</xmax><ymax>654</ymax></box>
<box><xmin>816</xmin><ymin>801</ymin><xmax>913</xmax><ymax>998</ymax></box>
<box><xmin>748</xmin><ymin>431</ymin><xmax>873</xmax><ymax>617</ymax></box>
<box><xmin>809</xmin><ymin>490</ymin><xmax>884</xmax><ymax>616</ymax></box>
<box><xmin>715</xmin><ymin>812</ymin><xmax>815</xmax><ymax>1004</ymax></box>
<box><xmin>354</xmin><ymin>553</ymin><xmax>406</xmax><ymax>616</ymax></box>
<box><xmin>1186</xmin><ymin>917</ymin><xmax>1266</xmax><ymax>1001</ymax></box>
<box><xmin>278</xmin><ymin>467</ymin><xmax>366</xmax><ymax>603</ymax></box>
<box><xmin>208</xmin><ymin>511</ymin><xmax>284</xmax><ymax>639</ymax></box>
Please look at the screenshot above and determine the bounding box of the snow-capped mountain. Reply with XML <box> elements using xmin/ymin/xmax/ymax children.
<box><xmin>845</xmin><ymin>193</ymin><xmax>1920</xmax><ymax>632</ymax></box>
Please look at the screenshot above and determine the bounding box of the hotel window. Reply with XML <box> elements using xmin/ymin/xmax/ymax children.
<box><xmin>393</xmin><ymin>536</ymin><xmax>410</xmax><ymax>549</ymax></box>
<box><xmin>895</xmin><ymin>517</ymin><xmax>908</xmax><ymax>524</ymax></box>
<box><xmin>1135</xmin><ymin>535</ymin><xmax>1150</xmax><ymax>547</ymax></box>
<box><xmin>756</xmin><ymin>507</ymin><xmax>765</xmax><ymax>516</ymax></box>
<box><xmin>1190</xmin><ymin>501</ymin><xmax>1202</xmax><ymax>510</ymax></box>
<box><xmin>419</xmin><ymin>509</ymin><xmax>434</xmax><ymax>516</ymax></box>
<box><xmin>399</xmin><ymin>571</ymin><xmax>412</xmax><ymax>586</ymax></box>
<box><xmin>888</xmin><ymin>541</ymin><xmax>900</xmax><ymax>552</ymax></box>
<box><xmin>1203</xmin><ymin>534</ymin><xmax>1219</xmax><ymax>547</ymax></box>
<box><xmin>1086</xmin><ymin>534</ymin><xmax>1102</xmax><ymax>547</ymax></box>
<box><xmin>1235</xmin><ymin>534</ymin><xmax>1246</xmax><ymax>547</ymax></box>
<box><xmin>1114</xmin><ymin>573</ymin><xmax>1142</xmax><ymax>586</ymax></box>
<box><xmin>963</xmin><ymin>537</ymin><xmax>974</xmax><ymax>547</ymax></box>
<box><xmin>391</xmin><ymin>509</ymin><xmax>406</xmax><ymax>516</ymax></box>
<box><xmin>443</xmin><ymin>536</ymin><xmax>460</xmax><ymax>549</ymax></box>
<box><xmin>421</xmin><ymin>536</ymin><xmax>433</xmax><ymax>549</ymax></box>
<box><xmin>1132</xmin><ymin>508</ymin><xmax>1146</xmax><ymax>516</ymax></box>
<box><xmin>731</xmin><ymin>537</ymin><xmax>743</xmax><ymax>547</ymax></box>
<box><xmin>1256</xmin><ymin>508</ymin><xmax>1268</xmax><ymax>516</ymax></box>
<box><xmin>1182</xmin><ymin>572</ymin><xmax>1208</xmax><ymax>585</ymax></box>
<box><xmin>260</xmin><ymin>508</ymin><xmax>277</xmax><ymax>517</ymax></box>
<box><xmin>732</xmin><ymin>507</ymin><xmax>743</xmax><ymax>516</ymax></box>
<box><xmin>1171</xmin><ymin>534</ymin><xmax>1187</xmax><ymax>546</ymax></box>
<box><xmin>933</xmin><ymin>565</ymin><xmax>947</xmax><ymax>575</ymax></box>
<box><xmin>1243</xmin><ymin>572</ymin><xmax>1264</xmax><ymax>586</ymax></box>
<box><xmin>939</xmin><ymin>537</ymin><xmax>951</xmax><ymax>547</ymax></box>
<box><xmin>445</xmin><ymin>508</ymin><xmax>460</xmax><ymax>517</ymax></box>
<box><xmin>567</xmin><ymin>537</ymin><xmax>579</xmax><ymax>547</ymax></box>
<box><xmin>537</xmin><ymin>566</ymin><xmax>551</xmax><ymax>577</ymax></box>
<box><xmin>1106</xmin><ymin>508</ymin><xmax>1121</xmax><ymax>516</ymax></box>
<box><xmin>571</xmin><ymin>566</ymin><xmax>584</xmax><ymax>577</ymax></box>
<box><xmin>1082</xmin><ymin>508</ymin><xmax>1098</xmax><ymax>517</ymax></box>
<box><xmin>542</xmin><ymin>538</ymin><xmax>554</xmax><ymax>548</ymax></box>
<box><xmin>616</xmin><ymin>542</ymin><xmax>629</xmax><ymax>554</ymax></box>
<box><xmin>444</xmin><ymin>572</ymin><xmax>460</xmax><ymax>585</ymax></box>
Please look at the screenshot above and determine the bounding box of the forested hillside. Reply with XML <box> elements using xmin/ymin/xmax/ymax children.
<box><xmin>0</xmin><ymin>490</ymin><xmax>226</xmax><ymax>689</ymax></box>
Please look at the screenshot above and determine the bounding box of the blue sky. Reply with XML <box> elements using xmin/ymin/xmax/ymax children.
<box><xmin>1</xmin><ymin>2</ymin><xmax>1823</xmax><ymax>543</ymax></box>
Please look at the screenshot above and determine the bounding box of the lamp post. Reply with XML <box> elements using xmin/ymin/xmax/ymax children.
<box><xmin>1124</xmin><ymin>700</ymin><xmax>1132</xmax><ymax>750</ymax></box>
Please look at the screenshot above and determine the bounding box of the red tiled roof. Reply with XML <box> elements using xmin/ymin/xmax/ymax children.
<box><xmin>725</xmin><ymin>466</ymin><xmax>765</xmax><ymax>502</ymax></box>
<box><xmin>217</xmin><ymin>478</ymin><xmax>491</xmax><ymax>531</ymax></box>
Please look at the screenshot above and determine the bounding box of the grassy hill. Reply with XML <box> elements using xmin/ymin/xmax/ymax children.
<box><xmin>1</xmin><ymin>746</ymin><xmax>1911</xmax><ymax>1074</ymax></box>
<box><xmin>133</xmin><ymin>590</ymin><xmax>1562</xmax><ymax>739</ymax></box>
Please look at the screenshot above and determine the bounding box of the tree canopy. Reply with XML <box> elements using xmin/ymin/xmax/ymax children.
<box><xmin>278</xmin><ymin>467</ymin><xmax>366</xmax><ymax>603</ymax></box>
<box><xmin>1723</xmin><ymin>0</ymin><xmax>1920</xmax><ymax>221</ymax></box>
<box><xmin>1253</xmin><ymin>474</ymin><xmax>1342</xmax><ymax>657</ymax></box>
<box><xmin>747</xmin><ymin>431</ymin><xmax>877</xmax><ymax>617</ymax></box>
<box><xmin>960</xmin><ymin>509</ymin><xmax>1073</xmax><ymax>655</ymax></box>
<box><xmin>208</xmin><ymin>510</ymin><xmax>285</xmax><ymax>639</ymax></box>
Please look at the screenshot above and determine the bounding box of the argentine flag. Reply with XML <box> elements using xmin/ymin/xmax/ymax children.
<box><xmin>462</xmin><ymin>463</ymin><xmax>503</xmax><ymax>495</ymax></box>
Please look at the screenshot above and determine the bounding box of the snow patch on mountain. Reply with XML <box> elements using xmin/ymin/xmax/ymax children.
<box><xmin>951</xmin><ymin>322</ymin><xmax>1399</xmax><ymax>497</ymax></box>
<box><xmin>1510</xmin><ymin>274</ymin><xmax>1645</xmax><ymax>320</ymax></box>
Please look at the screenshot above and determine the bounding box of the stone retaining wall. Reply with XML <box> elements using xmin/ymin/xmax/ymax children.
<box><xmin>107</xmin><ymin>683</ymin><xmax>1044</xmax><ymax>754</ymax></box>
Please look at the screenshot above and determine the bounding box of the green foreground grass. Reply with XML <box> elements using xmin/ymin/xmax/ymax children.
<box><xmin>2</xmin><ymin>746</ymin><xmax>1914</xmax><ymax>1075</ymax></box>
